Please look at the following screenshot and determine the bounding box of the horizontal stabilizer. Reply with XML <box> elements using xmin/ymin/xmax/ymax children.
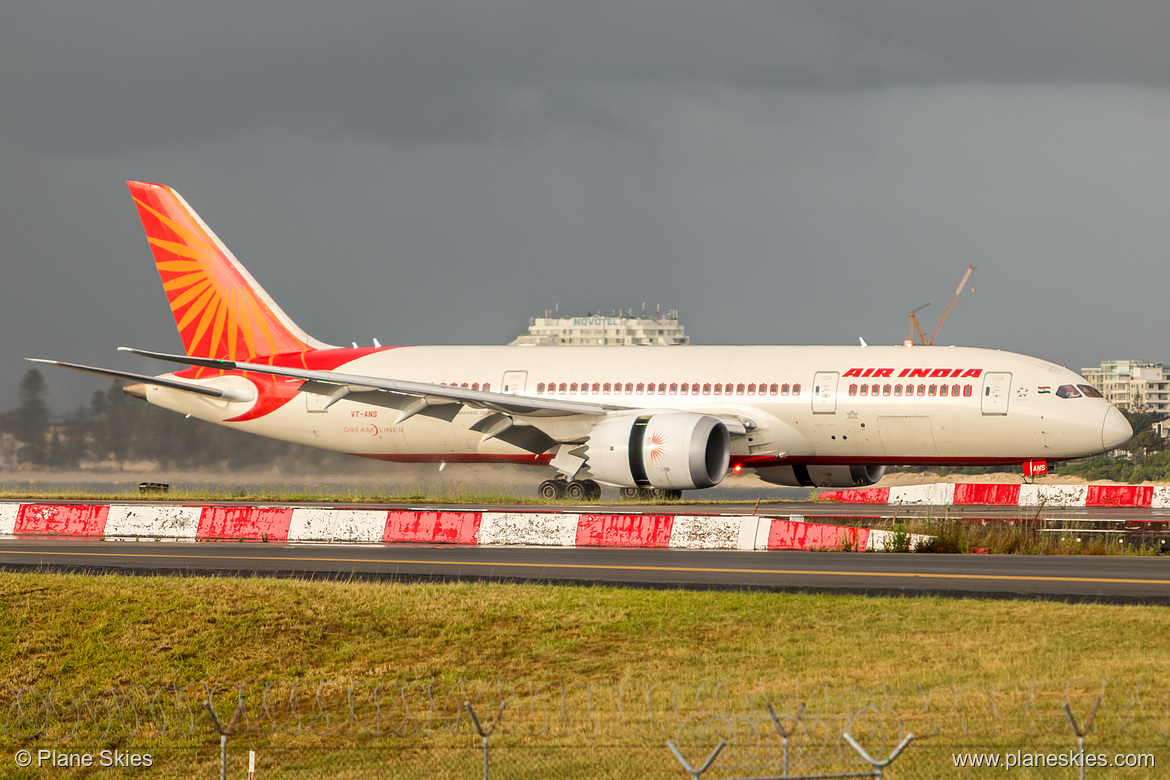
<box><xmin>25</xmin><ymin>358</ymin><xmax>254</xmax><ymax>402</ymax></box>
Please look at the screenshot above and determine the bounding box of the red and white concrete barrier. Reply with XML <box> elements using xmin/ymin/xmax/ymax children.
<box><xmin>821</xmin><ymin>483</ymin><xmax>1170</xmax><ymax>508</ymax></box>
<box><xmin>0</xmin><ymin>503</ymin><xmax>925</xmax><ymax>552</ymax></box>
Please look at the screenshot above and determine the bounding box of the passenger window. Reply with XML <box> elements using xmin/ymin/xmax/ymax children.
<box><xmin>963</xmin><ymin>385</ymin><xmax>972</xmax><ymax>397</ymax></box>
<box><xmin>592</xmin><ymin>383</ymin><xmax>600</xmax><ymax>393</ymax></box>
<box><xmin>1078</xmin><ymin>385</ymin><xmax>1103</xmax><ymax>399</ymax></box>
<box><xmin>625</xmin><ymin>383</ymin><xmax>633</xmax><ymax>393</ymax></box>
<box><xmin>883</xmin><ymin>384</ymin><xmax>892</xmax><ymax>396</ymax></box>
<box><xmin>781</xmin><ymin>384</ymin><xmax>790</xmax><ymax>396</ymax></box>
<box><xmin>603</xmin><ymin>383</ymin><xmax>611</xmax><ymax>394</ymax></box>
<box><xmin>940</xmin><ymin>384</ymin><xmax>949</xmax><ymax>397</ymax></box>
<box><xmin>918</xmin><ymin>384</ymin><xmax>926</xmax><ymax>396</ymax></box>
<box><xmin>792</xmin><ymin>383</ymin><xmax>801</xmax><ymax>395</ymax></box>
<box><xmin>894</xmin><ymin>385</ymin><xmax>902</xmax><ymax>396</ymax></box>
<box><xmin>735</xmin><ymin>383</ymin><xmax>745</xmax><ymax>395</ymax></box>
<box><xmin>860</xmin><ymin>385</ymin><xmax>868</xmax><ymax>396</ymax></box>
<box><xmin>647</xmin><ymin>383</ymin><xmax>656</xmax><ymax>395</ymax></box>
<box><xmin>703</xmin><ymin>383</ymin><xmax>712</xmax><ymax>394</ymax></box>
<box><xmin>747</xmin><ymin>384</ymin><xmax>756</xmax><ymax>395</ymax></box>
<box><xmin>537</xmin><ymin>383</ymin><xmax>545</xmax><ymax>393</ymax></box>
<box><xmin>1056</xmin><ymin>385</ymin><xmax>1082</xmax><ymax>398</ymax></box>
<box><xmin>849</xmin><ymin>384</ymin><xmax>858</xmax><ymax>396</ymax></box>
<box><xmin>636</xmin><ymin>383</ymin><xmax>644</xmax><ymax>393</ymax></box>
<box><xmin>770</xmin><ymin>383</ymin><xmax>779</xmax><ymax>395</ymax></box>
<box><xmin>928</xmin><ymin>385</ymin><xmax>937</xmax><ymax>396</ymax></box>
<box><xmin>482</xmin><ymin>383</ymin><xmax>490</xmax><ymax>392</ymax></box>
<box><xmin>951</xmin><ymin>384</ymin><xmax>959</xmax><ymax>396</ymax></box>
<box><xmin>668</xmin><ymin>383</ymin><xmax>678</xmax><ymax>395</ymax></box>
<box><xmin>659</xmin><ymin>383</ymin><xmax>667</xmax><ymax>394</ymax></box>
<box><xmin>713</xmin><ymin>384</ymin><xmax>722</xmax><ymax>396</ymax></box>
<box><xmin>680</xmin><ymin>384</ymin><xmax>689</xmax><ymax>396</ymax></box>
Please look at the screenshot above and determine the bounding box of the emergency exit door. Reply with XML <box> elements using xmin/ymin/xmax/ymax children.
<box><xmin>502</xmin><ymin>371</ymin><xmax>528</xmax><ymax>395</ymax></box>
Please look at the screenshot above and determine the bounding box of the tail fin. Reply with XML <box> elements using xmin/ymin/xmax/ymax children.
<box><xmin>127</xmin><ymin>181</ymin><xmax>333</xmax><ymax>360</ymax></box>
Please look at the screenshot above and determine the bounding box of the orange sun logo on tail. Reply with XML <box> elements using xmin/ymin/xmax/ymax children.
<box><xmin>127</xmin><ymin>181</ymin><xmax>325</xmax><ymax>361</ymax></box>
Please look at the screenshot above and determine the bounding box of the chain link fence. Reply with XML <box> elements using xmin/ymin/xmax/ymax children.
<box><xmin>2</xmin><ymin>679</ymin><xmax>1166</xmax><ymax>777</ymax></box>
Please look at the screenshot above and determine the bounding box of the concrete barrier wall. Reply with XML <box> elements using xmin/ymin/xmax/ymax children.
<box><xmin>0</xmin><ymin>503</ymin><xmax>909</xmax><ymax>552</ymax></box>
<box><xmin>823</xmin><ymin>483</ymin><xmax>1170</xmax><ymax>509</ymax></box>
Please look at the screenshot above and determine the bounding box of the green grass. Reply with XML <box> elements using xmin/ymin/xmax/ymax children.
<box><xmin>5</xmin><ymin>572</ymin><xmax>1168</xmax><ymax>689</ymax></box>
<box><xmin>4</xmin><ymin>573</ymin><xmax>1168</xmax><ymax>777</ymax></box>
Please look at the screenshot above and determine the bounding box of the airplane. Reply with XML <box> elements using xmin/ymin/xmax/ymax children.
<box><xmin>29</xmin><ymin>181</ymin><xmax>1133</xmax><ymax>500</ymax></box>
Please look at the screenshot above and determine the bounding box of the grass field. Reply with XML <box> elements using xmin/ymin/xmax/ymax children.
<box><xmin>3</xmin><ymin>571</ymin><xmax>1169</xmax><ymax>777</ymax></box>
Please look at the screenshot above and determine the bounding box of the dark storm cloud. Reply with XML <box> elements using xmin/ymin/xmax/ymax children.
<box><xmin>5</xmin><ymin>1</ymin><xmax>1170</xmax><ymax>155</ymax></box>
<box><xmin>4</xmin><ymin>2</ymin><xmax>1170</xmax><ymax>413</ymax></box>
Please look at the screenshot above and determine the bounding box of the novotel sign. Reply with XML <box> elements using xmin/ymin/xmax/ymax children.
<box><xmin>571</xmin><ymin>317</ymin><xmax>627</xmax><ymax>326</ymax></box>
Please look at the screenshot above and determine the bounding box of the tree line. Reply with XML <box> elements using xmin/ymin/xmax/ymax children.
<box><xmin>0</xmin><ymin>369</ymin><xmax>339</xmax><ymax>471</ymax></box>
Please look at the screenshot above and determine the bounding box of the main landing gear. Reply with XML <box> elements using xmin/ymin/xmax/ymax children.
<box><xmin>539</xmin><ymin>477</ymin><xmax>601</xmax><ymax>501</ymax></box>
<box><xmin>620</xmin><ymin>487</ymin><xmax>683</xmax><ymax>501</ymax></box>
<box><xmin>538</xmin><ymin>478</ymin><xmax>683</xmax><ymax>502</ymax></box>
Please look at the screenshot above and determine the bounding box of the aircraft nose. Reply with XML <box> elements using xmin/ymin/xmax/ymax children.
<box><xmin>1102</xmin><ymin>406</ymin><xmax>1133</xmax><ymax>452</ymax></box>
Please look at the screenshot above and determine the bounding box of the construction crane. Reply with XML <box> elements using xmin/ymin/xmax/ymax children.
<box><xmin>909</xmin><ymin>265</ymin><xmax>976</xmax><ymax>345</ymax></box>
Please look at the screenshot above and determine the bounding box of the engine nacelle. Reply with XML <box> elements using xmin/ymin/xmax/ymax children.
<box><xmin>754</xmin><ymin>464</ymin><xmax>887</xmax><ymax>488</ymax></box>
<box><xmin>585</xmin><ymin>413</ymin><xmax>731</xmax><ymax>490</ymax></box>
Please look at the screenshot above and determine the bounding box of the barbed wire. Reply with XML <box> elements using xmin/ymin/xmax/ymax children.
<box><xmin>2</xmin><ymin>679</ymin><xmax>1167</xmax><ymax>755</ymax></box>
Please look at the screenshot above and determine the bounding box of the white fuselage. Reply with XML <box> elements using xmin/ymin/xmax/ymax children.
<box><xmin>139</xmin><ymin>344</ymin><xmax>1130</xmax><ymax>470</ymax></box>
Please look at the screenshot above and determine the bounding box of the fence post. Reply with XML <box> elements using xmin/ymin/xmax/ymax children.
<box><xmin>465</xmin><ymin>699</ymin><xmax>506</xmax><ymax>780</ymax></box>
<box><xmin>205</xmin><ymin>703</ymin><xmax>228</xmax><ymax>780</ymax></box>
<box><xmin>665</xmin><ymin>739</ymin><xmax>725</xmax><ymax>780</ymax></box>
<box><xmin>1064</xmin><ymin>697</ymin><xmax>1102</xmax><ymax>780</ymax></box>
<box><xmin>843</xmin><ymin>732</ymin><xmax>914</xmax><ymax>779</ymax></box>
<box><xmin>206</xmin><ymin>694</ymin><xmax>245</xmax><ymax>780</ymax></box>
<box><xmin>766</xmin><ymin>701</ymin><xmax>805</xmax><ymax>777</ymax></box>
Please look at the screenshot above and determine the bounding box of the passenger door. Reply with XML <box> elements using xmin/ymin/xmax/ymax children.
<box><xmin>981</xmin><ymin>372</ymin><xmax>1012</xmax><ymax>415</ymax></box>
<box><xmin>812</xmin><ymin>372</ymin><xmax>839</xmax><ymax>414</ymax></box>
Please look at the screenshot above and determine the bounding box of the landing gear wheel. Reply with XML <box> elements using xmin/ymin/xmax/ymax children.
<box><xmin>619</xmin><ymin>487</ymin><xmax>641</xmax><ymax>500</ymax></box>
<box><xmin>640</xmin><ymin>487</ymin><xmax>683</xmax><ymax>501</ymax></box>
<box><xmin>582</xmin><ymin>480</ymin><xmax>602</xmax><ymax>500</ymax></box>
<box><xmin>538</xmin><ymin>479</ymin><xmax>566</xmax><ymax>500</ymax></box>
<box><xmin>565</xmin><ymin>480</ymin><xmax>589</xmax><ymax>500</ymax></box>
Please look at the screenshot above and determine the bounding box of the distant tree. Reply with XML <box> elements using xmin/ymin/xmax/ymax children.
<box><xmin>13</xmin><ymin>369</ymin><xmax>50</xmax><ymax>465</ymax></box>
<box><xmin>1123</xmin><ymin>391</ymin><xmax>1166</xmax><ymax>456</ymax></box>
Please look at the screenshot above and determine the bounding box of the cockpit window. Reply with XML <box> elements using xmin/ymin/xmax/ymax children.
<box><xmin>1078</xmin><ymin>384</ymin><xmax>1103</xmax><ymax>399</ymax></box>
<box><xmin>1056</xmin><ymin>385</ymin><xmax>1082</xmax><ymax>398</ymax></box>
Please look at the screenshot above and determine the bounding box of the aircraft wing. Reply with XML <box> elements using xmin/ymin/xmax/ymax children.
<box><xmin>24</xmin><ymin>358</ymin><xmax>255</xmax><ymax>402</ymax></box>
<box><xmin>118</xmin><ymin>347</ymin><xmax>612</xmax><ymax>420</ymax></box>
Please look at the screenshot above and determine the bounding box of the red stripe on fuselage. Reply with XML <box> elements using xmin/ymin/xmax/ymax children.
<box><xmin>174</xmin><ymin>346</ymin><xmax>401</xmax><ymax>422</ymax></box>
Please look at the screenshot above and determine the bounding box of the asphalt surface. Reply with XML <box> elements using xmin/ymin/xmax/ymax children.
<box><xmin>3</xmin><ymin>539</ymin><xmax>1169</xmax><ymax>603</ymax></box>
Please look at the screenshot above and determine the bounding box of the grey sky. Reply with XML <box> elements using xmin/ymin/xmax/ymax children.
<box><xmin>4</xmin><ymin>1</ymin><xmax>1170</xmax><ymax>411</ymax></box>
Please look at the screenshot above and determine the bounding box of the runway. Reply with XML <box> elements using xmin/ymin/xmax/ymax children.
<box><xmin>3</xmin><ymin>538</ymin><xmax>1169</xmax><ymax>603</ymax></box>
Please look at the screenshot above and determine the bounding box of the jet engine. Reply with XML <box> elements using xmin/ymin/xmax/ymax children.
<box><xmin>584</xmin><ymin>413</ymin><xmax>730</xmax><ymax>490</ymax></box>
<box><xmin>754</xmin><ymin>464</ymin><xmax>886</xmax><ymax>488</ymax></box>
